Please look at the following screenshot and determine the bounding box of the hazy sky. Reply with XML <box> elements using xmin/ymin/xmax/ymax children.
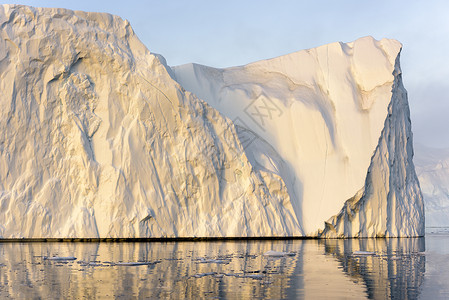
<box><xmin>6</xmin><ymin>0</ymin><xmax>449</xmax><ymax>148</ymax></box>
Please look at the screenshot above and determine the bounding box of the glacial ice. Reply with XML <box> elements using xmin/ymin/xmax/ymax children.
<box><xmin>173</xmin><ymin>38</ymin><xmax>424</xmax><ymax>237</ymax></box>
<box><xmin>0</xmin><ymin>5</ymin><xmax>424</xmax><ymax>238</ymax></box>
<box><xmin>414</xmin><ymin>144</ymin><xmax>449</xmax><ymax>227</ymax></box>
<box><xmin>0</xmin><ymin>5</ymin><xmax>297</xmax><ymax>238</ymax></box>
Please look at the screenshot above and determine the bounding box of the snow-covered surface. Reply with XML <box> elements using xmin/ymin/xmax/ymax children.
<box><xmin>173</xmin><ymin>37</ymin><xmax>424</xmax><ymax>237</ymax></box>
<box><xmin>0</xmin><ymin>5</ymin><xmax>423</xmax><ymax>238</ymax></box>
<box><xmin>414</xmin><ymin>144</ymin><xmax>449</xmax><ymax>227</ymax></box>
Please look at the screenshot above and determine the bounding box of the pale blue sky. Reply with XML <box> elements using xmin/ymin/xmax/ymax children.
<box><xmin>5</xmin><ymin>0</ymin><xmax>449</xmax><ymax>147</ymax></box>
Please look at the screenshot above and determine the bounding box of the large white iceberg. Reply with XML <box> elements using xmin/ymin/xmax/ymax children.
<box><xmin>0</xmin><ymin>5</ymin><xmax>424</xmax><ymax>238</ymax></box>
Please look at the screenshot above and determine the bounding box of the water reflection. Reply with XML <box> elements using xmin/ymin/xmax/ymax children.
<box><xmin>322</xmin><ymin>238</ymin><xmax>425</xmax><ymax>299</ymax></box>
<box><xmin>0</xmin><ymin>238</ymin><xmax>427</xmax><ymax>299</ymax></box>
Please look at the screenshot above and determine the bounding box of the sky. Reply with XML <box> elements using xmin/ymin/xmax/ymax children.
<box><xmin>5</xmin><ymin>0</ymin><xmax>449</xmax><ymax>148</ymax></box>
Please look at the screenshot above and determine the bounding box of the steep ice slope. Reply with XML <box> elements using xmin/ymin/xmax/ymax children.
<box><xmin>0</xmin><ymin>5</ymin><xmax>301</xmax><ymax>238</ymax></box>
<box><xmin>415</xmin><ymin>144</ymin><xmax>449</xmax><ymax>227</ymax></box>
<box><xmin>173</xmin><ymin>36</ymin><xmax>424</xmax><ymax>237</ymax></box>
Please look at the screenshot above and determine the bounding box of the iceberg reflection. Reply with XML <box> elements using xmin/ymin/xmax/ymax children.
<box><xmin>321</xmin><ymin>238</ymin><xmax>425</xmax><ymax>299</ymax></box>
<box><xmin>0</xmin><ymin>238</ymin><xmax>425</xmax><ymax>299</ymax></box>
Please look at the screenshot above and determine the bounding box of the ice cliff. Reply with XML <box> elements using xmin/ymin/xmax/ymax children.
<box><xmin>0</xmin><ymin>5</ymin><xmax>298</xmax><ymax>238</ymax></box>
<box><xmin>0</xmin><ymin>5</ymin><xmax>424</xmax><ymax>238</ymax></box>
<box><xmin>173</xmin><ymin>39</ymin><xmax>424</xmax><ymax>237</ymax></box>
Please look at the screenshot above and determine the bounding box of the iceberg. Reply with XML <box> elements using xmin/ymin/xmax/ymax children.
<box><xmin>414</xmin><ymin>144</ymin><xmax>449</xmax><ymax>227</ymax></box>
<box><xmin>0</xmin><ymin>5</ymin><xmax>424</xmax><ymax>238</ymax></box>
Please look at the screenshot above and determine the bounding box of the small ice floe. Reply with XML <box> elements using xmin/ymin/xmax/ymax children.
<box><xmin>115</xmin><ymin>262</ymin><xmax>150</xmax><ymax>266</ymax></box>
<box><xmin>352</xmin><ymin>251</ymin><xmax>375</xmax><ymax>256</ymax></box>
<box><xmin>193</xmin><ymin>272</ymin><xmax>217</xmax><ymax>278</ymax></box>
<box><xmin>389</xmin><ymin>256</ymin><xmax>402</xmax><ymax>260</ymax></box>
<box><xmin>74</xmin><ymin>261</ymin><xmax>101</xmax><ymax>267</ymax></box>
<box><xmin>44</xmin><ymin>256</ymin><xmax>77</xmax><ymax>261</ymax></box>
<box><xmin>222</xmin><ymin>273</ymin><xmax>264</xmax><ymax>280</ymax></box>
<box><xmin>115</xmin><ymin>261</ymin><xmax>161</xmax><ymax>266</ymax></box>
<box><xmin>238</xmin><ymin>254</ymin><xmax>257</xmax><ymax>259</ymax></box>
<box><xmin>263</xmin><ymin>250</ymin><xmax>295</xmax><ymax>257</ymax></box>
<box><xmin>196</xmin><ymin>258</ymin><xmax>230</xmax><ymax>264</ymax></box>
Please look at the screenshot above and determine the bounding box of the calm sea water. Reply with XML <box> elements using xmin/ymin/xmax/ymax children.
<box><xmin>0</xmin><ymin>230</ymin><xmax>448</xmax><ymax>299</ymax></box>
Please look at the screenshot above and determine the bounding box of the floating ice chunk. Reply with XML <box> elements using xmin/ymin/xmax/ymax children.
<box><xmin>352</xmin><ymin>251</ymin><xmax>376</xmax><ymax>256</ymax></box>
<box><xmin>76</xmin><ymin>261</ymin><xmax>88</xmax><ymax>266</ymax></box>
<box><xmin>389</xmin><ymin>257</ymin><xmax>402</xmax><ymax>260</ymax></box>
<box><xmin>115</xmin><ymin>262</ymin><xmax>152</xmax><ymax>266</ymax></box>
<box><xmin>193</xmin><ymin>272</ymin><xmax>217</xmax><ymax>278</ymax></box>
<box><xmin>45</xmin><ymin>256</ymin><xmax>77</xmax><ymax>261</ymax></box>
<box><xmin>222</xmin><ymin>273</ymin><xmax>264</xmax><ymax>280</ymax></box>
<box><xmin>263</xmin><ymin>250</ymin><xmax>295</xmax><ymax>257</ymax></box>
<box><xmin>202</xmin><ymin>272</ymin><xmax>217</xmax><ymax>276</ymax></box>
<box><xmin>196</xmin><ymin>258</ymin><xmax>230</xmax><ymax>264</ymax></box>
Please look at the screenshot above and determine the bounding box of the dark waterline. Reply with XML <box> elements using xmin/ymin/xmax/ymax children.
<box><xmin>0</xmin><ymin>232</ymin><xmax>448</xmax><ymax>299</ymax></box>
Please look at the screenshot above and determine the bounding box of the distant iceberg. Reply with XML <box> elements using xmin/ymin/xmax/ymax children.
<box><xmin>414</xmin><ymin>144</ymin><xmax>449</xmax><ymax>227</ymax></box>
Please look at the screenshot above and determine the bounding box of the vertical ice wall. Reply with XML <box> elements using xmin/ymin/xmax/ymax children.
<box><xmin>321</xmin><ymin>53</ymin><xmax>424</xmax><ymax>237</ymax></box>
